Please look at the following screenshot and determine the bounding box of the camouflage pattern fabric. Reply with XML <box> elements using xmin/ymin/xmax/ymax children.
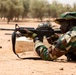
<box><xmin>34</xmin><ymin>26</ymin><xmax>76</xmax><ymax>61</ymax></box>
<box><xmin>56</xmin><ymin>26</ymin><xmax>76</xmax><ymax>51</ymax></box>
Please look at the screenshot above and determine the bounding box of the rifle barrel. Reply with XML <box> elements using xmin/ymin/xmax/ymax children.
<box><xmin>0</xmin><ymin>28</ymin><xmax>14</xmax><ymax>31</ymax></box>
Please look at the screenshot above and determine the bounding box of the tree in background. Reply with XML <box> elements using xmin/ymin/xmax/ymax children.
<box><xmin>73</xmin><ymin>3</ymin><xmax>76</xmax><ymax>11</ymax></box>
<box><xmin>21</xmin><ymin>0</ymin><xmax>30</xmax><ymax>19</ymax></box>
<box><xmin>50</xmin><ymin>0</ymin><xmax>58</xmax><ymax>18</ymax></box>
<box><xmin>0</xmin><ymin>0</ymin><xmax>24</xmax><ymax>23</ymax></box>
<box><xmin>64</xmin><ymin>4</ymin><xmax>73</xmax><ymax>12</ymax></box>
<box><xmin>29</xmin><ymin>0</ymin><xmax>48</xmax><ymax>21</ymax></box>
<box><xmin>10</xmin><ymin>0</ymin><xmax>24</xmax><ymax>22</ymax></box>
<box><xmin>0</xmin><ymin>0</ymin><xmax>76</xmax><ymax>23</ymax></box>
<box><xmin>46</xmin><ymin>3</ymin><xmax>52</xmax><ymax>20</ymax></box>
<box><xmin>0</xmin><ymin>0</ymin><xmax>7</xmax><ymax>20</ymax></box>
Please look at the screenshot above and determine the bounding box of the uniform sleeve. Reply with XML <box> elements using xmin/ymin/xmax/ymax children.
<box><xmin>34</xmin><ymin>40</ymin><xmax>51</xmax><ymax>60</ymax></box>
<box><xmin>56</xmin><ymin>30</ymin><xmax>76</xmax><ymax>51</ymax></box>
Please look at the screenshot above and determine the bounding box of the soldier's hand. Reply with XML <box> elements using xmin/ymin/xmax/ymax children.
<box><xmin>24</xmin><ymin>29</ymin><xmax>37</xmax><ymax>39</ymax></box>
<box><xmin>47</xmin><ymin>33</ymin><xmax>59</xmax><ymax>44</ymax></box>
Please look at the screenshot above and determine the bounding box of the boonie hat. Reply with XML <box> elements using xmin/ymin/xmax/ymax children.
<box><xmin>55</xmin><ymin>12</ymin><xmax>76</xmax><ymax>24</ymax></box>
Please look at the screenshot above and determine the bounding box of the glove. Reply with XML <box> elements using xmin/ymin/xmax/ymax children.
<box><xmin>24</xmin><ymin>29</ymin><xmax>43</xmax><ymax>42</ymax></box>
<box><xmin>24</xmin><ymin>30</ymin><xmax>37</xmax><ymax>38</ymax></box>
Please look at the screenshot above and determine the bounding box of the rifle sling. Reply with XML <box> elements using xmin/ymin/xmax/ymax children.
<box><xmin>12</xmin><ymin>31</ymin><xmax>41</xmax><ymax>60</ymax></box>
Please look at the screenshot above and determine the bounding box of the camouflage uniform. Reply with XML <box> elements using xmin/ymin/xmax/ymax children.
<box><xmin>34</xmin><ymin>26</ymin><xmax>76</xmax><ymax>61</ymax></box>
<box><xmin>34</xmin><ymin>12</ymin><xmax>76</xmax><ymax>61</ymax></box>
<box><xmin>25</xmin><ymin>12</ymin><xmax>76</xmax><ymax>61</ymax></box>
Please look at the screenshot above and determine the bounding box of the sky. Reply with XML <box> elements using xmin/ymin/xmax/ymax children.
<box><xmin>48</xmin><ymin>0</ymin><xmax>76</xmax><ymax>6</ymax></box>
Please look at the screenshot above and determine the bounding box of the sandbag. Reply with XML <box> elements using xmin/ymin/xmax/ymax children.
<box><xmin>15</xmin><ymin>37</ymin><xmax>34</xmax><ymax>53</ymax></box>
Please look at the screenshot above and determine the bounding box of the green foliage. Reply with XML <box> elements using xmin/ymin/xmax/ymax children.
<box><xmin>64</xmin><ymin>4</ymin><xmax>73</xmax><ymax>12</ymax></box>
<box><xmin>0</xmin><ymin>0</ymin><xmax>24</xmax><ymax>23</ymax></box>
<box><xmin>0</xmin><ymin>0</ymin><xmax>76</xmax><ymax>23</ymax></box>
<box><xmin>21</xmin><ymin>0</ymin><xmax>30</xmax><ymax>19</ymax></box>
<box><xmin>73</xmin><ymin>3</ymin><xmax>76</xmax><ymax>11</ymax></box>
<box><xmin>29</xmin><ymin>0</ymin><xmax>48</xmax><ymax>21</ymax></box>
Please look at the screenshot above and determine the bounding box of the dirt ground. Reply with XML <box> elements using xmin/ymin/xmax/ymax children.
<box><xmin>0</xmin><ymin>20</ymin><xmax>76</xmax><ymax>75</ymax></box>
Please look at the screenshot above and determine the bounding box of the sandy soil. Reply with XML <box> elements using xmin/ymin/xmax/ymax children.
<box><xmin>0</xmin><ymin>20</ymin><xmax>76</xmax><ymax>75</ymax></box>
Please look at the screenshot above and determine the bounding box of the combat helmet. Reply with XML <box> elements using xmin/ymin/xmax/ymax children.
<box><xmin>55</xmin><ymin>12</ymin><xmax>76</xmax><ymax>24</ymax></box>
<box><xmin>38</xmin><ymin>20</ymin><xmax>52</xmax><ymax>28</ymax></box>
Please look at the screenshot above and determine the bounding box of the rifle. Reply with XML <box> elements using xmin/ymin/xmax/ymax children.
<box><xmin>0</xmin><ymin>24</ymin><xmax>61</xmax><ymax>36</ymax></box>
<box><xmin>0</xmin><ymin>24</ymin><xmax>61</xmax><ymax>59</ymax></box>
